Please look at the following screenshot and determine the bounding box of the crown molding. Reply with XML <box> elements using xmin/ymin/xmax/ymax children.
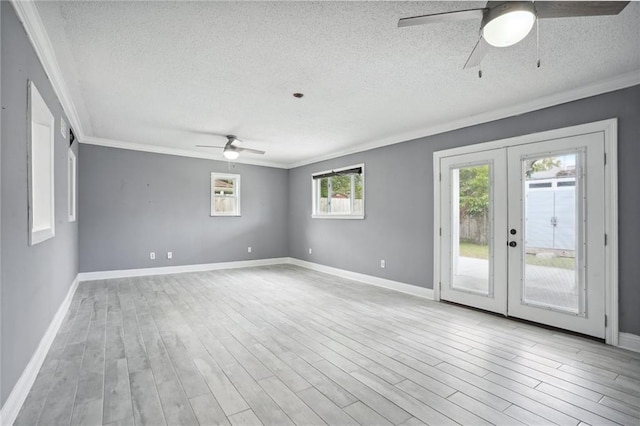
<box><xmin>11</xmin><ymin>0</ymin><xmax>86</xmax><ymax>140</ymax></box>
<box><xmin>12</xmin><ymin>0</ymin><xmax>640</xmax><ymax>170</ymax></box>
<box><xmin>81</xmin><ymin>136</ymin><xmax>288</xmax><ymax>169</ymax></box>
<box><xmin>285</xmin><ymin>70</ymin><xmax>640</xmax><ymax>169</ymax></box>
<box><xmin>87</xmin><ymin>69</ymin><xmax>638</xmax><ymax>171</ymax></box>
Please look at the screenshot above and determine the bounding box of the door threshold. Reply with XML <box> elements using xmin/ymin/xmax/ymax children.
<box><xmin>440</xmin><ymin>299</ymin><xmax>605</xmax><ymax>344</ymax></box>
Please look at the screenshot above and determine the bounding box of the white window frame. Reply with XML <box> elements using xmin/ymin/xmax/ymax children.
<box><xmin>28</xmin><ymin>81</ymin><xmax>56</xmax><ymax>245</ymax></box>
<box><xmin>312</xmin><ymin>163</ymin><xmax>365</xmax><ymax>219</ymax></box>
<box><xmin>68</xmin><ymin>148</ymin><xmax>77</xmax><ymax>222</ymax></box>
<box><xmin>211</xmin><ymin>173</ymin><xmax>241</xmax><ymax>216</ymax></box>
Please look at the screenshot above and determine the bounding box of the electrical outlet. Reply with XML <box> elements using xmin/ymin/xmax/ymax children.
<box><xmin>248</xmin><ymin>247</ymin><xmax>252</xmax><ymax>253</ymax></box>
<box><xmin>167</xmin><ymin>251</ymin><xmax>172</xmax><ymax>259</ymax></box>
<box><xmin>150</xmin><ymin>252</ymin><xmax>156</xmax><ymax>260</ymax></box>
<box><xmin>380</xmin><ymin>259</ymin><xmax>386</xmax><ymax>268</ymax></box>
<box><xmin>308</xmin><ymin>248</ymin><xmax>312</xmax><ymax>255</ymax></box>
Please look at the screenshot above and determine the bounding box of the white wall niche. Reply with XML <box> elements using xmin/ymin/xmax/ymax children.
<box><xmin>28</xmin><ymin>81</ymin><xmax>56</xmax><ymax>245</ymax></box>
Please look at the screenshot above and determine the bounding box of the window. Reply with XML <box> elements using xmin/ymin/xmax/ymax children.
<box><xmin>529</xmin><ymin>182</ymin><xmax>552</xmax><ymax>189</ymax></box>
<box><xmin>68</xmin><ymin>149</ymin><xmax>77</xmax><ymax>222</ymax></box>
<box><xmin>211</xmin><ymin>173</ymin><xmax>240</xmax><ymax>216</ymax></box>
<box><xmin>312</xmin><ymin>164</ymin><xmax>364</xmax><ymax>219</ymax></box>
<box><xmin>28</xmin><ymin>81</ymin><xmax>56</xmax><ymax>245</ymax></box>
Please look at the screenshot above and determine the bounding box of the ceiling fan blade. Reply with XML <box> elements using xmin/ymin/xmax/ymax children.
<box><xmin>535</xmin><ymin>1</ymin><xmax>629</xmax><ymax>19</ymax></box>
<box><xmin>188</xmin><ymin>130</ymin><xmax>228</xmax><ymax>137</ymax></box>
<box><xmin>398</xmin><ymin>8</ymin><xmax>485</xmax><ymax>27</ymax></box>
<box><xmin>237</xmin><ymin>148</ymin><xmax>266</xmax><ymax>155</ymax></box>
<box><xmin>463</xmin><ymin>37</ymin><xmax>490</xmax><ymax>69</ymax></box>
<box><xmin>196</xmin><ymin>145</ymin><xmax>225</xmax><ymax>148</ymax></box>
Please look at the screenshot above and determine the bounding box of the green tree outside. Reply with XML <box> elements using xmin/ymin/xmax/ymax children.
<box><xmin>459</xmin><ymin>165</ymin><xmax>489</xmax><ymax>219</ymax></box>
<box><xmin>320</xmin><ymin>175</ymin><xmax>363</xmax><ymax>199</ymax></box>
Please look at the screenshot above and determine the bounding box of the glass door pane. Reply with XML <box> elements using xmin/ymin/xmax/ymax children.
<box><xmin>439</xmin><ymin>149</ymin><xmax>507</xmax><ymax>315</ymax></box>
<box><xmin>522</xmin><ymin>153</ymin><xmax>582</xmax><ymax>314</ymax></box>
<box><xmin>451</xmin><ymin>164</ymin><xmax>492</xmax><ymax>295</ymax></box>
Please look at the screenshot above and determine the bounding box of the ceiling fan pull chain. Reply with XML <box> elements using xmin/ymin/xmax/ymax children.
<box><xmin>536</xmin><ymin>17</ymin><xmax>541</xmax><ymax>68</ymax></box>
<box><xmin>478</xmin><ymin>27</ymin><xmax>483</xmax><ymax>78</ymax></box>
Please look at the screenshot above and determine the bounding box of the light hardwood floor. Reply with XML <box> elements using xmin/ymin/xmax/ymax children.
<box><xmin>15</xmin><ymin>265</ymin><xmax>640</xmax><ymax>425</ymax></box>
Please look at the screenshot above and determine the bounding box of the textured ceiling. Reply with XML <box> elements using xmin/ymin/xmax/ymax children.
<box><xmin>35</xmin><ymin>1</ymin><xmax>640</xmax><ymax>167</ymax></box>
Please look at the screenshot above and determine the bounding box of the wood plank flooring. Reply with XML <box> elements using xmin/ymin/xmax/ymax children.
<box><xmin>14</xmin><ymin>265</ymin><xmax>640</xmax><ymax>425</ymax></box>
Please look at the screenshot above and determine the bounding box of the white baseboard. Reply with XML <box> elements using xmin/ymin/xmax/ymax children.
<box><xmin>77</xmin><ymin>257</ymin><xmax>434</xmax><ymax>301</ymax></box>
<box><xmin>287</xmin><ymin>258</ymin><xmax>434</xmax><ymax>300</ymax></box>
<box><xmin>0</xmin><ymin>275</ymin><xmax>80</xmax><ymax>426</ymax></box>
<box><xmin>77</xmin><ymin>257</ymin><xmax>290</xmax><ymax>281</ymax></box>
<box><xmin>618</xmin><ymin>332</ymin><xmax>640</xmax><ymax>353</ymax></box>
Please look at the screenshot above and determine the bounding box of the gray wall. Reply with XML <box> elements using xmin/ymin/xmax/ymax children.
<box><xmin>78</xmin><ymin>144</ymin><xmax>289</xmax><ymax>272</ymax></box>
<box><xmin>1</xmin><ymin>2</ymin><xmax>79</xmax><ymax>405</ymax></box>
<box><xmin>288</xmin><ymin>85</ymin><xmax>640</xmax><ymax>335</ymax></box>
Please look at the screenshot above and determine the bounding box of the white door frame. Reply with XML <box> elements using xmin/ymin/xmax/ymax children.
<box><xmin>433</xmin><ymin>118</ymin><xmax>618</xmax><ymax>346</ymax></box>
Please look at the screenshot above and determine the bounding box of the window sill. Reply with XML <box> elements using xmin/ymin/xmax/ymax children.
<box><xmin>311</xmin><ymin>214</ymin><xmax>365</xmax><ymax>220</ymax></box>
<box><xmin>30</xmin><ymin>227</ymin><xmax>55</xmax><ymax>245</ymax></box>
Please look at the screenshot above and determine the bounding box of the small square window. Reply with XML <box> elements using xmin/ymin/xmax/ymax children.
<box><xmin>211</xmin><ymin>173</ymin><xmax>240</xmax><ymax>216</ymax></box>
<box><xmin>312</xmin><ymin>164</ymin><xmax>364</xmax><ymax>219</ymax></box>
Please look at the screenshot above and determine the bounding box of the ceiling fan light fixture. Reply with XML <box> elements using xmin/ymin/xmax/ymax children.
<box><xmin>482</xmin><ymin>2</ymin><xmax>536</xmax><ymax>48</ymax></box>
<box><xmin>223</xmin><ymin>148</ymin><xmax>240</xmax><ymax>160</ymax></box>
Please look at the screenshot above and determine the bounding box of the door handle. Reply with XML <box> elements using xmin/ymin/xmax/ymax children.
<box><xmin>509</xmin><ymin>241</ymin><xmax>517</xmax><ymax>247</ymax></box>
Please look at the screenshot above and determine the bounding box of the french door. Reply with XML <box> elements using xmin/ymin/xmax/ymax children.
<box><xmin>439</xmin><ymin>132</ymin><xmax>606</xmax><ymax>338</ymax></box>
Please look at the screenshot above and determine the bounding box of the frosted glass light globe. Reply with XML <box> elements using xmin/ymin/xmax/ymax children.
<box><xmin>483</xmin><ymin>10</ymin><xmax>536</xmax><ymax>47</ymax></box>
<box><xmin>223</xmin><ymin>149</ymin><xmax>240</xmax><ymax>160</ymax></box>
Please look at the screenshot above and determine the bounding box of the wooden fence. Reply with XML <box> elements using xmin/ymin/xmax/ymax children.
<box><xmin>319</xmin><ymin>198</ymin><xmax>363</xmax><ymax>214</ymax></box>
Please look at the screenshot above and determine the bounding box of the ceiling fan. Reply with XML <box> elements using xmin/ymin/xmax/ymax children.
<box><xmin>398</xmin><ymin>1</ymin><xmax>630</xmax><ymax>69</ymax></box>
<box><xmin>196</xmin><ymin>135</ymin><xmax>266</xmax><ymax>160</ymax></box>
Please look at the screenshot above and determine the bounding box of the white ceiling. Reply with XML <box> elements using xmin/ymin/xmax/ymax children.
<box><xmin>32</xmin><ymin>1</ymin><xmax>640</xmax><ymax>167</ymax></box>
